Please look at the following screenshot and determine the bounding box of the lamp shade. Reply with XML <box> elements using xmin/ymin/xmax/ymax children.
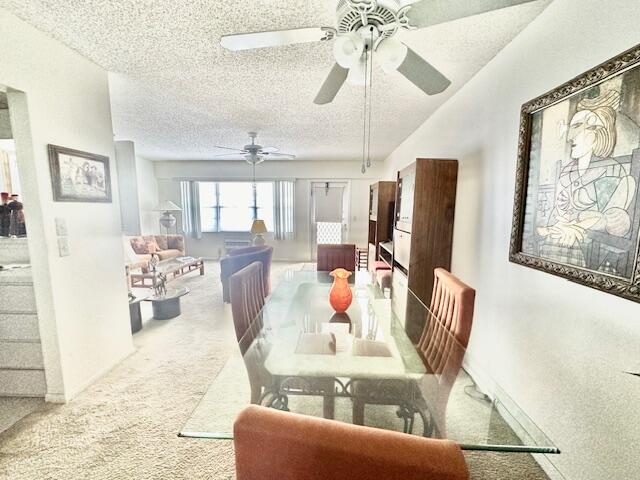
<box><xmin>154</xmin><ymin>200</ymin><xmax>182</xmax><ymax>212</ymax></box>
<box><xmin>333</xmin><ymin>32</ymin><xmax>364</xmax><ymax>68</ymax></box>
<box><xmin>377</xmin><ymin>38</ymin><xmax>408</xmax><ymax>73</ymax></box>
<box><xmin>250</xmin><ymin>219</ymin><xmax>267</xmax><ymax>234</ymax></box>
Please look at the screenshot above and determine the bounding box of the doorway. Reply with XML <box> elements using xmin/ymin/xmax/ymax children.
<box><xmin>310</xmin><ymin>181</ymin><xmax>349</xmax><ymax>259</ymax></box>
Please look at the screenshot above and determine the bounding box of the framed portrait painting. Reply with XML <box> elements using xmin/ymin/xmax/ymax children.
<box><xmin>510</xmin><ymin>44</ymin><xmax>640</xmax><ymax>302</ymax></box>
<box><xmin>48</xmin><ymin>145</ymin><xmax>112</xmax><ymax>203</ymax></box>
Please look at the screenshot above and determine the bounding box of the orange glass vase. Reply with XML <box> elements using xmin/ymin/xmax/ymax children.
<box><xmin>329</xmin><ymin>268</ymin><xmax>353</xmax><ymax>313</ymax></box>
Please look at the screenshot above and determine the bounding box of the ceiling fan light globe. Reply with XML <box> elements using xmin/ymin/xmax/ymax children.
<box><xmin>377</xmin><ymin>38</ymin><xmax>408</xmax><ymax>73</ymax></box>
<box><xmin>333</xmin><ymin>32</ymin><xmax>365</xmax><ymax>68</ymax></box>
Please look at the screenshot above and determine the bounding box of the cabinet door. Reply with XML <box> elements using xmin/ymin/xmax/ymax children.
<box><xmin>395</xmin><ymin>172</ymin><xmax>415</xmax><ymax>232</ymax></box>
<box><xmin>369</xmin><ymin>185</ymin><xmax>379</xmax><ymax>219</ymax></box>
<box><xmin>393</xmin><ymin>228</ymin><xmax>411</xmax><ymax>270</ymax></box>
<box><xmin>391</xmin><ymin>269</ymin><xmax>408</xmax><ymax>326</ymax></box>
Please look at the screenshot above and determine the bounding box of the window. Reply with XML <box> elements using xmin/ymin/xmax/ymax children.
<box><xmin>198</xmin><ymin>182</ymin><xmax>274</xmax><ymax>232</ymax></box>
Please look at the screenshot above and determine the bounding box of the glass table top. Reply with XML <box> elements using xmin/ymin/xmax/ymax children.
<box><xmin>181</xmin><ymin>270</ymin><xmax>559</xmax><ymax>454</ymax></box>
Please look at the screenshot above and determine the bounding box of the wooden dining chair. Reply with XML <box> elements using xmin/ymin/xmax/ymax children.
<box><xmin>230</xmin><ymin>262</ymin><xmax>266</xmax><ymax>343</ymax></box>
<box><xmin>231</xmin><ymin>262</ymin><xmax>336</xmax><ymax>416</ymax></box>
<box><xmin>234</xmin><ymin>405</ymin><xmax>469</xmax><ymax>480</ymax></box>
<box><xmin>352</xmin><ymin>268</ymin><xmax>475</xmax><ymax>436</ymax></box>
<box><xmin>221</xmin><ymin>245</ymin><xmax>273</xmax><ymax>303</ymax></box>
<box><xmin>316</xmin><ymin>244</ymin><xmax>356</xmax><ymax>271</ymax></box>
<box><xmin>230</xmin><ymin>262</ymin><xmax>270</xmax><ymax>405</ymax></box>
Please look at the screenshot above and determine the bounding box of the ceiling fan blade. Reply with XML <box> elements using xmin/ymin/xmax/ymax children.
<box><xmin>261</xmin><ymin>146</ymin><xmax>279</xmax><ymax>153</ymax></box>
<box><xmin>213</xmin><ymin>145</ymin><xmax>246</xmax><ymax>152</ymax></box>
<box><xmin>405</xmin><ymin>0</ymin><xmax>539</xmax><ymax>29</ymax></box>
<box><xmin>220</xmin><ymin>27</ymin><xmax>330</xmax><ymax>51</ymax></box>
<box><xmin>212</xmin><ymin>152</ymin><xmax>247</xmax><ymax>158</ymax></box>
<box><xmin>314</xmin><ymin>63</ymin><xmax>349</xmax><ymax>105</ymax></box>
<box><xmin>263</xmin><ymin>152</ymin><xmax>296</xmax><ymax>159</ymax></box>
<box><xmin>396</xmin><ymin>47</ymin><xmax>451</xmax><ymax>95</ymax></box>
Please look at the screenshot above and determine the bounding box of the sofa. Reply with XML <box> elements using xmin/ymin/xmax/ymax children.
<box><xmin>220</xmin><ymin>245</ymin><xmax>273</xmax><ymax>303</ymax></box>
<box><xmin>127</xmin><ymin>234</ymin><xmax>185</xmax><ymax>270</ymax></box>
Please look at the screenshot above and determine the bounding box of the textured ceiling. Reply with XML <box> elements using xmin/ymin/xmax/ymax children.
<box><xmin>0</xmin><ymin>0</ymin><xmax>550</xmax><ymax>161</ymax></box>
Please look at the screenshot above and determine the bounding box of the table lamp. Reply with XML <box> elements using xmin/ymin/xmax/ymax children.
<box><xmin>155</xmin><ymin>201</ymin><xmax>182</xmax><ymax>234</ymax></box>
<box><xmin>250</xmin><ymin>219</ymin><xmax>267</xmax><ymax>246</ymax></box>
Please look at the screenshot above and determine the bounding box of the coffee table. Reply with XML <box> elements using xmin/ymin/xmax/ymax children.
<box><xmin>131</xmin><ymin>256</ymin><xmax>204</xmax><ymax>288</ymax></box>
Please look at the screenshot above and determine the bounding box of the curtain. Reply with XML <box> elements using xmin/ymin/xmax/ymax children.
<box><xmin>274</xmin><ymin>180</ymin><xmax>295</xmax><ymax>240</ymax></box>
<box><xmin>180</xmin><ymin>180</ymin><xmax>202</xmax><ymax>239</ymax></box>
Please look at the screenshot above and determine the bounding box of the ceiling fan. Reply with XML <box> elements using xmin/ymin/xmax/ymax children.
<box><xmin>220</xmin><ymin>0</ymin><xmax>538</xmax><ymax>104</ymax></box>
<box><xmin>212</xmin><ymin>132</ymin><xmax>296</xmax><ymax>164</ymax></box>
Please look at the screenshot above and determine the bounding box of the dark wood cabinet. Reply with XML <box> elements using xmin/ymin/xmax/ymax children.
<box><xmin>367</xmin><ymin>181</ymin><xmax>396</xmax><ymax>264</ymax></box>
<box><xmin>392</xmin><ymin>158</ymin><xmax>458</xmax><ymax>309</ymax></box>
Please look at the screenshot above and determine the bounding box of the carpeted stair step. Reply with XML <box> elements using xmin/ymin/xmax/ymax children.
<box><xmin>0</xmin><ymin>237</ymin><xmax>30</xmax><ymax>264</ymax></box>
<box><xmin>0</xmin><ymin>313</ymin><xmax>39</xmax><ymax>341</ymax></box>
<box><xmin>0</xmin><ymin>369</ymin><xmax>46</xmax><ymax>397</ymax></box>
<box><xmin>0</xmin><ymin>266</ymin><xmax>37</xmax><ymax>314</ymax></box>
<box><xmin>0</xmin><ymin>341</ymin><xmax>44</xmax><ymax>369</ymax></box>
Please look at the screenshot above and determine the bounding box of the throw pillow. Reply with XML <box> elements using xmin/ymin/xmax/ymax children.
<box><xmin>155</xmin><ymin>235</ymin><xmax>168</xmax><ymax>251</ymax></box>
<box><xmin>168</xmin><ymin>235</ymin><xmax>185</xmax><ymax>252</ymax></box>
<box><xmin>143</xmin><ymin>235</ymin><xmax>160</xmax><ymax>252</ymax></box>
<box><xmin>130</xmin><ymin>236</ymin><xmax>148</xmax><ymax>254</ymax></box>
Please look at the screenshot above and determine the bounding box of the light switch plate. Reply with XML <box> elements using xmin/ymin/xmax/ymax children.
<box><xmin>55</xmin><ymin>218</ymin><xmax>68</xmax><ymax>236</ymax></box>
<box><xmin>57</xmin><ymin>237</ymin><xmax>70</xmax><ymax>257</ymax></box>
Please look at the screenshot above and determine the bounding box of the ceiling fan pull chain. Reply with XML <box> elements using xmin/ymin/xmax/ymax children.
<box><xmin>366</xmin><ymin>27</ymin><xmax>374</xmax><ymax>169</ymax></box>
<box><xmin>361</xmin><ymin>43</ymin><xmax>369</xmax><ymax>175</ymax></box>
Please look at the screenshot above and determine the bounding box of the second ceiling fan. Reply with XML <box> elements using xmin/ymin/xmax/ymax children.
<box><xmin>213</xmin><ymin>132</ymin><xmax>296</xmax><ymax>164</ymax></box>
<box><xmin>220</xmin><ymin>0</ymin><xmax>538</xmax><ymax>104</ymax></box>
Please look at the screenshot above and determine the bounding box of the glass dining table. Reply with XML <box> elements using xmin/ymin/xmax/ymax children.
<box><xmin>181</xmin><ymin>269</ymin><xmax>559</xmax><ymax>455</ymax></box>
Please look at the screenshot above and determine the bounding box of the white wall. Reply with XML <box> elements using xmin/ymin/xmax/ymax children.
<box><xmin>1</xmin><ymin>9</ymin><xmax>133</xmax><ymax>401</ymax></box>
<box><xmin>384</xmin><ymin>2</ymin><xmax>640</xmax><ymax>479</ymax></box>
<box><xmin>154</xmin><ymin>160</ymin><xmax>381</xmax><ymax>260</ymax></box>
<box><xmin>135</xmin><ymin>156</ymin><xmax>159</xmax><ymax>235</ymax></box>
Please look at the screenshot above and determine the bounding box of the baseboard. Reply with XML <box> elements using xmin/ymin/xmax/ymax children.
<box><xmin>47</xmin><ymin>345</ymin><xmax>135</xmax><ymax>403</ymax></box>
<box><xmin>44</xmin><ymin>392</ymin><xmax>66</xmax><ymax>403</ymax></box>
<box><xmin>462</xmin><ymin>353</ymin><xmax>565</xmax><ymax>480</ymax></box>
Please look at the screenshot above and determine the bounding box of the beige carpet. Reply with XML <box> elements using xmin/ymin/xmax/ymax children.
<box><xmin>0</xmin><ymin>261</ymin><xmax>550</xmax><ymax>479</ymax></box>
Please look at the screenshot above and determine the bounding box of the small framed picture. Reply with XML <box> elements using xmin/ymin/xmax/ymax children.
<box><xmin>48</xmin><ymin>144</ymin><xmax>112</xmax><ymax>203</ymax></box>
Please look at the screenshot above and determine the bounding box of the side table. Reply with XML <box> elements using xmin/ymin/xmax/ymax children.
<box><xmin>146</xmin><ymin>286</ymin><xmax>190</xmax><ymax>320</ymax></box>
<box><xmin>128</xmin><ymin>293</ymin><xmax>148</xmax><ymax>333</ymax></box>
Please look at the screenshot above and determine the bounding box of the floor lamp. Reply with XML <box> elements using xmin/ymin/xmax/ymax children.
<box><xmin>155</xmin><ymin>201</ymin><xmax>182</xmax><ymax>235</ymax></box>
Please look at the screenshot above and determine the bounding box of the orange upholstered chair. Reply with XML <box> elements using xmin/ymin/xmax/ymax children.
<box><xmin>234</xmin><ymin>405</ymin><xmax>469</xmax><ymax>480</ymax></box>
<box><xmin>316</xmin><ymin>244</ymin><xmax>356</xmax><ymax>271</ymax></box>
<box><xmin>353</xmin><ymin>268</ymin><xmax>475</xmax><ymax>435</ymax></box>
<box><xmin>425</xmin><ymin>268</ymin><xmax>475</xmax><ymax>349</ymax></box>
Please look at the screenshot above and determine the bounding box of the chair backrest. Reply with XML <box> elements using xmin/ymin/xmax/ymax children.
<box><xmin>422</xmin><ymin>267</ymin><xmax>475</xmax><ymax>350</ymax></box>
<box><xmin>230</xmin><ymin>262</ymin><xmax>266</xmax><ymax>344</ymax></box>
<box><xmin>416</xmin><ymin>268</ymin><xmax>475</xmax><ymax>438</ymax></box>
<box><xmin>234</xmin><ymin>405</ymin><xmax>469</xmax><ymax>480</ymax></box>
<box><xmin>316</xmin><ymin>244</ymin><xmax>356</xmax><ymax>272</ymax></box>
<box><xmin>221</xmin><ymin>246</ymin><xmax>273</xmax><ymax>302</ymax></box>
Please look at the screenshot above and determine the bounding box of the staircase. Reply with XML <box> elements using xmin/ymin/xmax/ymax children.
<box><xmin>0</xmin><ymin>238</ymin><xmax>46</xmax><ymax>397</ymax></box>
